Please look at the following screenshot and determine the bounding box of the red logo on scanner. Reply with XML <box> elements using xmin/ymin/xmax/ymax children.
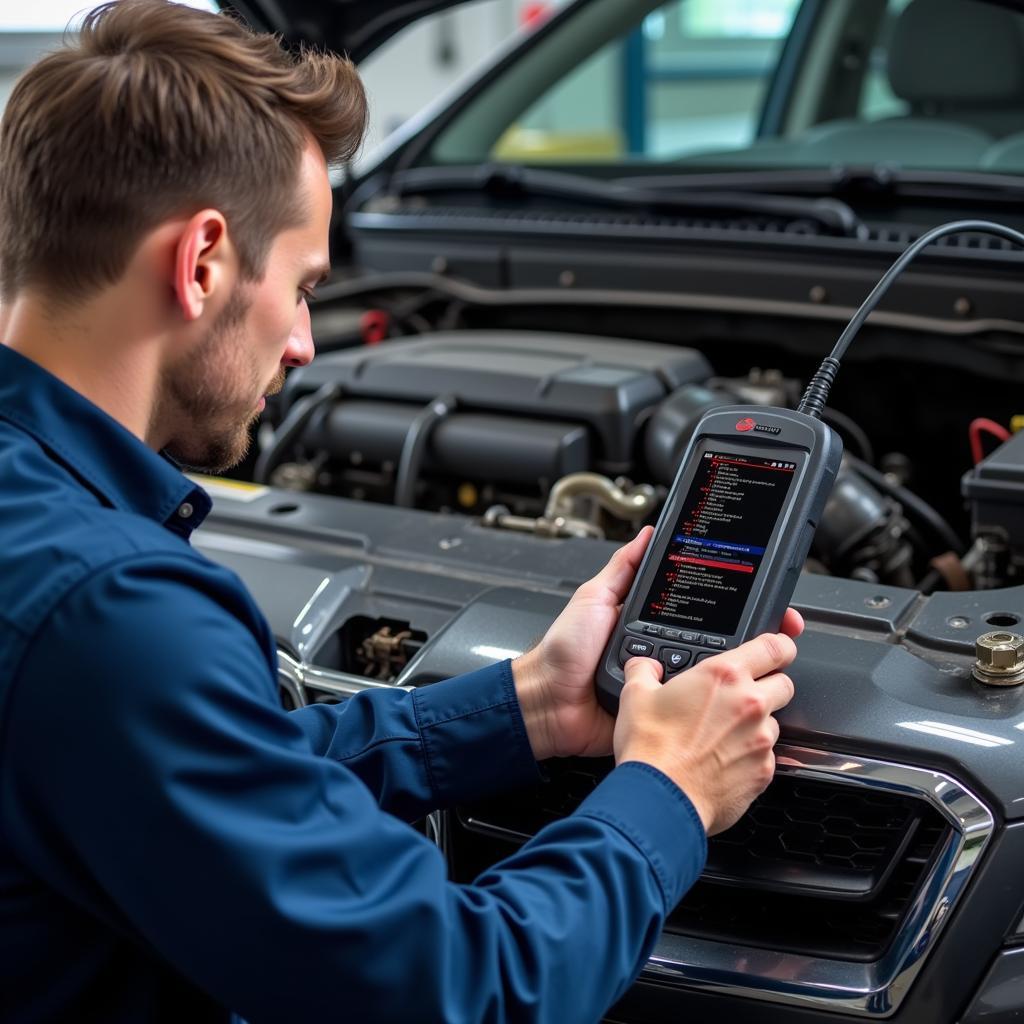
<box><xmin>735</xmin><ymin>417</ymin><xmax>782</xmax><ymax>435</ymax></box>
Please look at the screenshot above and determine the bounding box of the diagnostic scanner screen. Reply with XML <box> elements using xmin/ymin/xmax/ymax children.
<box><xmin>641</xmin><ymin>450</ymin><xmax>797</xmax><ymax>636</ymax></box>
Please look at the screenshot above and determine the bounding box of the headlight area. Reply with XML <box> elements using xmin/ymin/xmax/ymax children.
<box><xmin>959</xmin><ymin>947</ymin><xmax>1024</xmax><ymax>1022</ymax></box>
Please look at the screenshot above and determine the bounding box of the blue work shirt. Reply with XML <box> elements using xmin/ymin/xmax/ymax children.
<box><xmin>0</xmin><ymin>344</ymin><xmax>707</xmax><ymax>1024</ymax></box>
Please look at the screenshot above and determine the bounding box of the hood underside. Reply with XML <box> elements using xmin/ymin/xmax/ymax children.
<box><xmin>222</xmin><ymin>0</ymin><xmax>490</xmax><ymax>62</ymax></box>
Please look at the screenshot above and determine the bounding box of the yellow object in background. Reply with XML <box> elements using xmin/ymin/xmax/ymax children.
<box><xmin>1010</xmin><ymin>415</ymin><xmax>1024</xmax><ymax>434</ymax></box>
<box><xmin>493</xmin><ymin>127</ymin><xmax>624</xmax><ymax>161</ymax></box>
<box><xmin>457</xmin><ymin>482</ymin><xmax>479</xmax><ymax>508</ymax></box>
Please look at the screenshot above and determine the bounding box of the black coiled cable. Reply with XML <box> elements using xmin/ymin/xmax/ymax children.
<box><xmin>797</xmin><ymin>357</ymin><xmax>840</xmax><ymax>420</ymax></box>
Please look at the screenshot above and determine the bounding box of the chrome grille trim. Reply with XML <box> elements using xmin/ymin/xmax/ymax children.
<box><xmin>277</xmin><ymin>649</ymin><xmax>412</xmax><ymax>704</ymax></box>
<box><xmin>641</xmin><ymin>745</ymin><xmax>993</xmax><ymax>1017</ymax></box>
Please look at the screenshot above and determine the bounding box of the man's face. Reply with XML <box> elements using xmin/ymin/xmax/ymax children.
<box><xmin>161</xmin><ymin>144</ymin><xmax>331</xmax><ymax>472</ymax></box>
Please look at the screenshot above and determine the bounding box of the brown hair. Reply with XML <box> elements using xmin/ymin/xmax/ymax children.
<box><xmin>0</xmin><ymin>0</ymin><xmax>367</xmax><ymax>304</ymax></box>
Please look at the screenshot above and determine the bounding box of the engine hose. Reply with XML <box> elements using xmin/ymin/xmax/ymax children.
<box><xmin>393</xmin><ymin>394</ymin><xmax>457</xmax><ymax>507</ymax></box>
<box><xmin>820</xmin><ymin>407</ymin><xmax>875</xmax><ymax>465</ymax></box>
<box><xmin>254</xmin><ymin>382</ymin><xmax>342</xmax><ymax>485</ymax></box>
<box><xmin>846</xmin><ymin>455</ymin><xmax>965</xmax><ymax>556</ymax></box>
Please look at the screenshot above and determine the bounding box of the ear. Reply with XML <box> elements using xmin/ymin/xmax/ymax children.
<box><xmin>172</xmin><ymin>210</ymin><xmax>231</xmax><ymax>322</ymax></box>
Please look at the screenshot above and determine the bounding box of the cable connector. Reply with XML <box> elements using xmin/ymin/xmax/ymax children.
<box><xmin>798</xmin><ymin>357</ymin><xmax>840</xmax><ymax>419</ymax></box>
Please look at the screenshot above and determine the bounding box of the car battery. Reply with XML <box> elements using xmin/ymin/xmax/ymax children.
<box><xmin>962</xmin><ymin>428</ymin><xmax>1024</xmax><ymax>585</ymax></box>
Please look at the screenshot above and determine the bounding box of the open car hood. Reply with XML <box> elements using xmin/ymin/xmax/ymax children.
<box><xmin>223</xmin><ymin>0</ymin><xmax>489</xmax><ymax>62</ymax></box>
<box><xmin>225</xmin><ymin>0</ymin><xmax>1024</xmax><ymax>62</ymax></box>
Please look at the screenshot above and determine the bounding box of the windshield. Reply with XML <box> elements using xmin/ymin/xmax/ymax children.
<box><xmin>428</xmin><ymin>0</ymin><xmax>1024</xmax><ymax>176</ymax></box>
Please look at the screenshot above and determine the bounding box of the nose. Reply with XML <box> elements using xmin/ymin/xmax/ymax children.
<box><xmin>282</xmin><ymin>300</ymin><xmax>315</xmax><ymax>368</ymax></box>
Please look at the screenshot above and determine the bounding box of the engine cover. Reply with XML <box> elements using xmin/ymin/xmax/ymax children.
<box><xmin>278</xmin><ymin>330</ymin><xmax>711</xmax><ymax>474</ymax></box>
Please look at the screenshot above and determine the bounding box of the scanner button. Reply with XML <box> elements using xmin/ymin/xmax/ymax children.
<box><xmin>662</xmin><ymin>628</ymin><xmax>682</xmax><ymax>640</ymax></box>
<box><xmin>644</xmin><ymin>624</ymin><xmax>664</xmax><ymax>636</ymax></box>
<box><xmin>702</xmin><ymin>635</ymin><xmax>727</xmax><ymax>649</ymax></box>
<box><xmin>620</xmin><ymin>637</ymin><xmax>656</xmax><ymax>663</ymax></box>
<box><xmin>680</xmin><ymin>631</ymin><xmax>701</xmax><ymax>644</ymax></box>
<box><xmin>660</xmin><ymin>647</ymin><xmax>692</xmax><ymax>673</ymax></box>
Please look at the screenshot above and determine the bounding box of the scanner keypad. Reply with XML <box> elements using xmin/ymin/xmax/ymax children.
<box><xmin>621</xmin><ymin>623</ymin><xmax>731</xmax><ymax>674</ymax></box>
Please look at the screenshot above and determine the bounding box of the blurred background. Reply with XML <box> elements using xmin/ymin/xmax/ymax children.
<box><xmin>0</xmin><ymin>1</ymin><xmax>561</xmax><ymax>153</ymax></box>
<box><xmin>0</xmin><ymin>0</ymin><xmax>904</xmax><ymax>166</ymax></box>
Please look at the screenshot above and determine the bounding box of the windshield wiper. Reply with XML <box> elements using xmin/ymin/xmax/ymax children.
<box><xmin>618</xmin><ymin>165</ymin><xmax>1024</xmax><ymax>208</ymax></box>
<box><xmin>382</xmin><ymin>164</ymin><xmax>866</xmax><ymax>238</ymax></box>
<box><xmin>842</xmin><ymin>167</ymin><xmax>1024</xmax><ymax>206</ymax></box>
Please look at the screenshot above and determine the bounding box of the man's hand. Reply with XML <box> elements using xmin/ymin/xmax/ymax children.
<box><xmin>512</xmin><ymin>527</ymin><xmax>655</xmax><ymax>761</ymax></box>
<box><xmin>511</xmin><ymin>525</ymin><xmax>802</xmax><ymax>763</ymax></box>
<box><xmin>614</xmin><ymin>633</ymin><xmax>798</xmax><ymax>835</ymax></box>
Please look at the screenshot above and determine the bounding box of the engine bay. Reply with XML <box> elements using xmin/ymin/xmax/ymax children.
<box><xmin>256</xmin><ymin>323</ymin><xmax>1024</xmax><ymax>600</ymax></box>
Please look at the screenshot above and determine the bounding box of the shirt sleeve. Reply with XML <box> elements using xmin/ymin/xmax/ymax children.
<box><xmin>2</xmin><ymin>556</ymin><xmax>707</xmax><ymax>1024</ymax></box>
<box><xmin>289</xmin><ymin>660</ymin><xmax>542</xmax><ymax>821</ymax></box>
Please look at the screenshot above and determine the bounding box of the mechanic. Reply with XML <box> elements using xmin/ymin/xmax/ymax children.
<box><xmin>0</xmin><ymin>3</ymin><xmax>800</xmax><ymax>1021</ymax></box>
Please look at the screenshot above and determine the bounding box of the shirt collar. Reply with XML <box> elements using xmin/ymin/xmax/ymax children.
<box><xmin>0</xmin><ymin>345</ymin><xmax>211</xmax><ymax>537</ymax></box>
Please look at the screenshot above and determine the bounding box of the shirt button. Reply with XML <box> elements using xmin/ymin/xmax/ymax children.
<box><xmin>177</xmin><ymin>502</ymin><xmax>194</xmax><ymax>519</ymax></box>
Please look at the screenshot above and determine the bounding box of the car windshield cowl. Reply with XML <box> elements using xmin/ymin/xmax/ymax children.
<box><xmin>380</xmin><ymin>163</ymin><xmax>866</xmax><ymax>238</ymax></box>
<box><xmin>616</xmin><ymin>165</ymin><xmax>1024</xmax><ymax>204</ymax></box>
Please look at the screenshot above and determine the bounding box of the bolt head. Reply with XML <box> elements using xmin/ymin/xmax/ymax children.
<box><xmin>974</xmin><ymin>631</ymin><xmax>1024</xmax><ymax>685</ymax></box>
<box><xmin>976</xmin><ymin>631</ymin><xmax>1024</xmax><ymax>669</ymax></box>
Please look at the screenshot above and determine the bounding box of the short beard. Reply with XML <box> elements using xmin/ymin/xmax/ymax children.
<box><xmin>159</xmin><ymin>290</ymin><xmax>263</xmax><ymax>474</ymax></box>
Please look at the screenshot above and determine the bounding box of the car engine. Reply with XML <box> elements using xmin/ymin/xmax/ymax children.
<box><xmin>254</xmin><ymin>326</ymin><xmax>1022</xmax><ymax>598</ymax></box>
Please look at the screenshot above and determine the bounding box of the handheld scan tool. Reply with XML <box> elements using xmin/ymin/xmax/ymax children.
<box><xmin>596</xmin><ymin>218</ymin><xmax>1024</xmax><ymax>714</ymax></box>
<box><xmin>596</xmin><ymin>406</ymin><xmax>841</xmax><ymax>712</ymax></box>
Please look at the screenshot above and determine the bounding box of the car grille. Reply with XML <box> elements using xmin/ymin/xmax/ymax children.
<box><xmin>458</xmin><ymin>757</ymin><xmax>951</xmax><ymax>964</ymax></box>
<box><xmin>666</xmin><ymin>777</ymin><xmax>948</xmax><ymax>962</ymax></box>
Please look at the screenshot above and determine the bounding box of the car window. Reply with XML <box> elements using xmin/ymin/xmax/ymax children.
<box><xmin>429</xmin><ymin>0</ymin><xmax>1024</xmax><ymax>174</ymax></box>
<box><xmin>491</xmin><ymin>0</ymin><xmax>802</xmax><ymax>162</ymax></box>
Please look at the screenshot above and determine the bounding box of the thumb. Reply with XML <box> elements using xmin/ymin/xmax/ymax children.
<box><xmin>585</xmin><ymin>526</ymin><xmax>654</xmax><ymax>605</ymax></box>
<box><xmin>623</xmin><ymin>656</ymin><xmax>663</xmax><ymax>691</ymax></box>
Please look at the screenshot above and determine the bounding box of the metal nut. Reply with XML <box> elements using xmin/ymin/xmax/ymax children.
<box><xmin>973</xmin><ymin>631</ymin><xmax>1024</xmax><ymax>686</ymax></box>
